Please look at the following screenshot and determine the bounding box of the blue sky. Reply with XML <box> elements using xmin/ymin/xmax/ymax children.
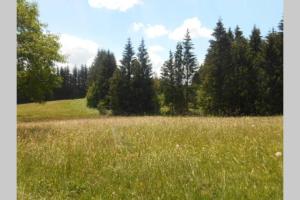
<box><xmin>33</xmin><ymin>0</ymin><xmax>283</xmax><ymax>75</ymax></box>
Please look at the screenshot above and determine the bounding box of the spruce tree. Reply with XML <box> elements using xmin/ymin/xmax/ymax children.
<box><xmin>161</xmin><ymin>51</ymin><xmax>176</xmax><ymax>113</ymax></box>
<box><xmin>109</xmin><ymin>38</ymin><xmax>135</xmax><ymax>114</ymax></box>
<box><xmin>261</xmin><ymin>26</ymin><xmax>283</xmax><ymax>114</ymax></box>
<box><xmin>173</xmin><ymin>42</ymin><xmax>186</xmax><ymax>113</ymax></box>
<box><xmin>136</xmin><ymin>39</ymin><xmax>158</xmax><ymax>114</ymax></box>
<box><xmin>86</xmin><ymin>50</ymin><xmax>116</xmax><ymax>108</ymax></box>
<box><xmin>231</xmin><ymin>26</ymin><xmax>252</xmax><ymax>115</ymax></box>
<box><xmin>249</xmin><ymin>26</ymin><xmax>264</xmax><ymax>114</ymax></box>
<box><xmin>200</xmin><ymin>19</ymin><xmax>232</xmax><ymax>114</ymax></box>
<box><xmin>182</xmin><ymin>30</ymin><xmax>197</xmax><ymax>112</ymax></box>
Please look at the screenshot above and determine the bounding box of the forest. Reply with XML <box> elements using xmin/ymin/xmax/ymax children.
<box><xmin>17</xmin><ymin>0</ymin><xmax>283</xmax><ymax>116</ymax></box>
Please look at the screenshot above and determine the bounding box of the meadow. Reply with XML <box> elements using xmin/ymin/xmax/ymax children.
<box><xmin>17</xmin><ymin>99</ymin><xmax>283</xmax><ymax>199</ymax></box>
<box><xmin>17</xmin><ymin>99</ymin><xmax>99</xmax><ymax>122</ymax></box>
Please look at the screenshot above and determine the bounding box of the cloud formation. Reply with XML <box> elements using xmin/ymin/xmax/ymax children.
<box><xmin>58</xmin><ymin>33</ymin><xmax>99</xmax><ymax>68</ymax></box>
<box><xmin>132</xmin><ymin>17</ymin><xmax>212</xmax><ymax>40</ymax></box>
<box><xmin>144</xmin><ymin>25</ymin><xmax>169</xmax><ymax>38</ymax></box>
<box><xmin>88</xmin><ymin>0</ymin><xmax>142</xmax><ymax>12</ymax></box>
<box><xmin>168</xmin><ymin>17</ymin><xmax>213</xmax><ymax>40</ymax></box>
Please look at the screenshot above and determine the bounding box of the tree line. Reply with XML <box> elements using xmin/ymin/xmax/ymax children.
<box><xmin>86</xmin><ymin>40</ymin><xmax>159</xmax><ymax>115</ymax></box>
<box><xmin>17</xmin><ymin>0</ymin><xmax>283</xmax><ymax>115</ymax></box>
<box><xmin>86</xmin><ymin>20</ymin><xmax>283</xmax><ymax>116</ymax></box>
<box><xmin>52</xmin><ymin>66</ymin><xmax>89</xmax><ymax>100</ymax></box>
<box><xmin>196</xmin><ymin>19</ymin><xmax>283</xmax><ymax>115</ymax></box>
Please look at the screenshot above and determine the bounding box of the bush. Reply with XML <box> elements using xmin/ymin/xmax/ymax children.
<box><xmin>97</xmin><ymin>100</ymin><xmax>110</xmax><ymax>115</ymax></box>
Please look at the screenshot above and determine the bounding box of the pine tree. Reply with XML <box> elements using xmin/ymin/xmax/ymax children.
<box><xmin>109</xmin><ymin>39</ymin><xmax>135</xmax><ymax>114</ymax></box>
<box><xmin>249</xmin><ymin>26</ymin><xmax>264</xmax><ymax>114</ymax></box>
<box><xmin>86</xmin><ymin>50</ymin><xmax>116</xmax><ymax>108</ymax></box>
<box><xmin>161</xmin><ymin>51</ymin><xmax>176</xmax><ymax>113</ymax></box>
<box><xmin>230</xmin><ymin>26</ymin><xmax>253</xmax><ymax>115</ymax></box>
<box><xmin>261</xmin><ymin>26</ymin><xmax>283</xmax><ymax>114</ymax></box>
<box><xmin>120</xmin><ymin>38</ymin><xmax>135</xmax><ymax>80</ymax></box>
<box><xmin>136</xmin><ymin>39</ymin><xmax>158</xmax><ymax>114</ymax></box>
<box><xmin>182</xmin><ymin>30</ymin><xmax>197</xmax><ymax>112</ymax></box>
<box><xmin>173</xmin><ymin>42</ymin><xmax>185</xmax><ymax>113</ymax></box>
<box><xmin>71</xmin><ymin>66</ymin><xmax>79</xmax><ymax>98</ymax></box>
<box><xmin>109</xmin><ymin>69</ymin><xmax>124</xmax><ymax>114</ymax></box>
<box><xmin>200</xmin><ymin>19</ymin><xmax>232</xmax><ymax>114</ymax></box>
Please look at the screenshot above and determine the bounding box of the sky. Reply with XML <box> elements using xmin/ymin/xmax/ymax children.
<box><xmin>32</xmin><ymin>0</ymin><xmax>283</xmax><ymax>76</ymax></box>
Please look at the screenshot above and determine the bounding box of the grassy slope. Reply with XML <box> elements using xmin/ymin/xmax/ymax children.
<box><xmin>17</xmin><ymin>98</ymin><xmax>99</xmax><ymax>122</ymax></box>
<box><xmin>17</xmin><ymin>115</ymin><xmax>283</xmax><ymax>199</ymax></box>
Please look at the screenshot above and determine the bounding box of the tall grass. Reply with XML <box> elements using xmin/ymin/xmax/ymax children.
<box><xmin>18</xmin><ymin>116</ymin><xmax>283</xmax><ymax>199</ymax></box>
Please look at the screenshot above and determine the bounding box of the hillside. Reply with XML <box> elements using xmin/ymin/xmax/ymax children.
<box><xmin>17</xmin><ymin>99</ymin><xmax>99</xmax><ymax>122</ymax></box>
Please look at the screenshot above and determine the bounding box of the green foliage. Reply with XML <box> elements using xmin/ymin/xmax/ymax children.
<box><xmin>160</xmin><ymin>51</ymin><xmax>176</xmax><ymax>113</ymax></box>
<box><xmin>258</xmin><ymin>29</ymin><xmax>283</xmax><ymax>115</ymax></box>
<box><xmin>109</xmin><ymin>69</ymin><xmax>125</xmax><ymax>115</ymax></box>
<box><xmin>52</xmin><ymin>65</ymin><xmax>88</xmax><ymax>100</ymax></box>
<box><xmin>86</xmin><ymin>50</ymin><xmax>117</xmax><ymax>108</ymax></box>
<box><xmin>86</xmin><ymin>82</ymin><xmax>99</xmax><ymax>108</ymax></box>
<box><xmin>160</xmin><ymin>33</ymin><xmax>197</xmax><ymax>115</ymax></box>
<box><xmin>196</xmin><ymin>19</ymin><xmax>283</xmax><ymax>116</ymax></box>
<box><xmin>97</xmin><ymin>100</ymin><xmax>110</xmax><ymax>115</ymax></box>
<box><xmin>17</xmin><ymin>0</ymin><xmax>64</xmax><ymax>103</ymax></box>
<box><xmin>183</xmin><ymin>30</ymin><xmax>198</xmax><ymax>112</ymax></box>
<box><xmin>109</xmin><ymin>39</ymin><xmax>159</xmax><ymax>115</ymax></box>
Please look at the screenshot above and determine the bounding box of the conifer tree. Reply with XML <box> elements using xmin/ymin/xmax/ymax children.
<box><xmin>261</xmin><ymin>26</ymin><xmax>283</xmax><ymax>114</ymax></box>
<box><xmin>161</xmin><ymin>51</ymin><xmax>176</xmax><ymax>113</ymax></box>
<box><xmin>136</xmin><ymin>39</ymin><xmax>158</xmax><ymax>114</ymax></box>
<box><xmin>109</xmin><ymin>68</ymin><xmax>126</xmax><ymax>114</ymax></box>
<box><xmin>182</xmin><ymin>30</ymin><xmax>197</xmax><ymax>112</ymax></box>
<box><xmin>249</xmin><ymin>26</ymin><xmax>264</xmax><ymax>114</ymax></box>
<box><xmin>86</xmin><ymin>50</ymin><xmax>116</xmax><ymax>108</ymax></box>
<box><xmin>109</xmin><ymin>39</ymin><xmax>135</xmax><ymax>114</ymax></box>
<box><xmin>173</xmin><ymin>42</ymin><xmax>186</xmax><ymax>113</ymax></box>
<box><xmin>200</xmin><ymin>19</ymin><xmax>232</xmax><ymax>114</ymax></box>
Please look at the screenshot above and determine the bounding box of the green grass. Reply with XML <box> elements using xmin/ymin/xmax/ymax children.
<box><xmin>18</xmin><ymin>115</ymin><xmax>283</xmax><ymax>199</ymax></box>
<box><xmin>17</xmin><ymin>98</ymin><xmax>99</xmax><ymax>122</ymax></box>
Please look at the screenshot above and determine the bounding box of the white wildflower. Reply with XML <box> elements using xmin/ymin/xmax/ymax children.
<box><xmin>275</xmin><ymin>152</ymin><xmax>282</xmax><ymax>157</ymax></box>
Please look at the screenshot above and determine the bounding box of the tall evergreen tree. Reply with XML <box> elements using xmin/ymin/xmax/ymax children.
<box><xmin>120</xmin><ymin>38</ymin><xmax>135</xmax><ymax>80</ymax></box>
<box><xmin>109</xmin><ymin>68</ymin><xmax>124</xmax><ymax>114</ymax></box>
<box><xmin>261</xmin><ymin>26</ymin><xmax>283</xmax><ymax>114</ymax></box>
<box><xmin>173</xmin><ymin>42</ymin><xmax>186</xmax><ymax>113</ymax></box>
<box><xmin>109</xmin><ymin>39</ymin><xmax>135</xmax><ymax>114</ymax></box>
<box><xmin>86</xmin><ymin>50</ymin><xmax>116</xmax><ymax>108</ymax></box>
<box><xmin>136</xmin><ymin>39</ymin><xmax>158</xmax><ymax>114</ymax></box>
<box><xmin>230</xmin><ymin>26</ymin><xmax>253</xmax><ymax>114</ymax></box>
<box><xmin>161</xmin><ymin>51</ymin><xmax>176</xmax><ymax>113</ymax></box>
<box><xmin>249</xmin><ymin>26</ymin><xmax>264</xmax><ymax>114</ymax></box>
<box><xmin>200</xmin><ymin>19</ymin><xmax>232</xmax><ymax>114</ymax></box>
<box><xmin>182</xmin><ymin>30</ymin><xmax>197</xmax><ymax>112</ymax></box>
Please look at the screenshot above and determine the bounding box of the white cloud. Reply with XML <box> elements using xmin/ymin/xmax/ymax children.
<box><xmin>131</xmin><ymin>17</ymin><xmax>212</xmax><ymax>40</ymax></box>
<box><xmin>132</xmin><ymin>23</ymin><xmax>169</xmax><ymax>38</ymax></box>
<box><xmin>88</xmin><ymin>0</ymin><xmax>142</xmax><ymax>12</ymax></box>
<box><xmin>144</xmin><ymin>25</ymin><xmax>169</xmax><ymax>38</ymax></box>
<box><xmin>169</xmin><ymin>17</ymin><xmax>213</xmax><ymax>40</ymax></box>
<box><xmin>132</xmin><ymin>22</ymin><xmax>144</xmax><ymax>32</ymax></box>
<box><xmin>58</xmin><ymin>33</ymin><xmax>99</xmax><ymax>68</ymax></box>
<box><xmin>148</xmin><ymin>45</ymin><xmax>165</xmax><ymax>75</ymax></box>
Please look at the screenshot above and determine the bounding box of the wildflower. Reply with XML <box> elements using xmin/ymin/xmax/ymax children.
<box><xmin>275</xmin><ymin>152</ymin><xmax>282</xmax><ymax>157</ymax></box>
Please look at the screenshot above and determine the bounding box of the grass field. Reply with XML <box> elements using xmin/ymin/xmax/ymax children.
<box><xmin>17</xmin><ymin>99</ymin><xmax>99</xmax><ymax>122</ymax></box>
<box><xmin>17</xmin><ymin>100</ymin><xmax>283</xmax><ymax>199</ymax></box>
